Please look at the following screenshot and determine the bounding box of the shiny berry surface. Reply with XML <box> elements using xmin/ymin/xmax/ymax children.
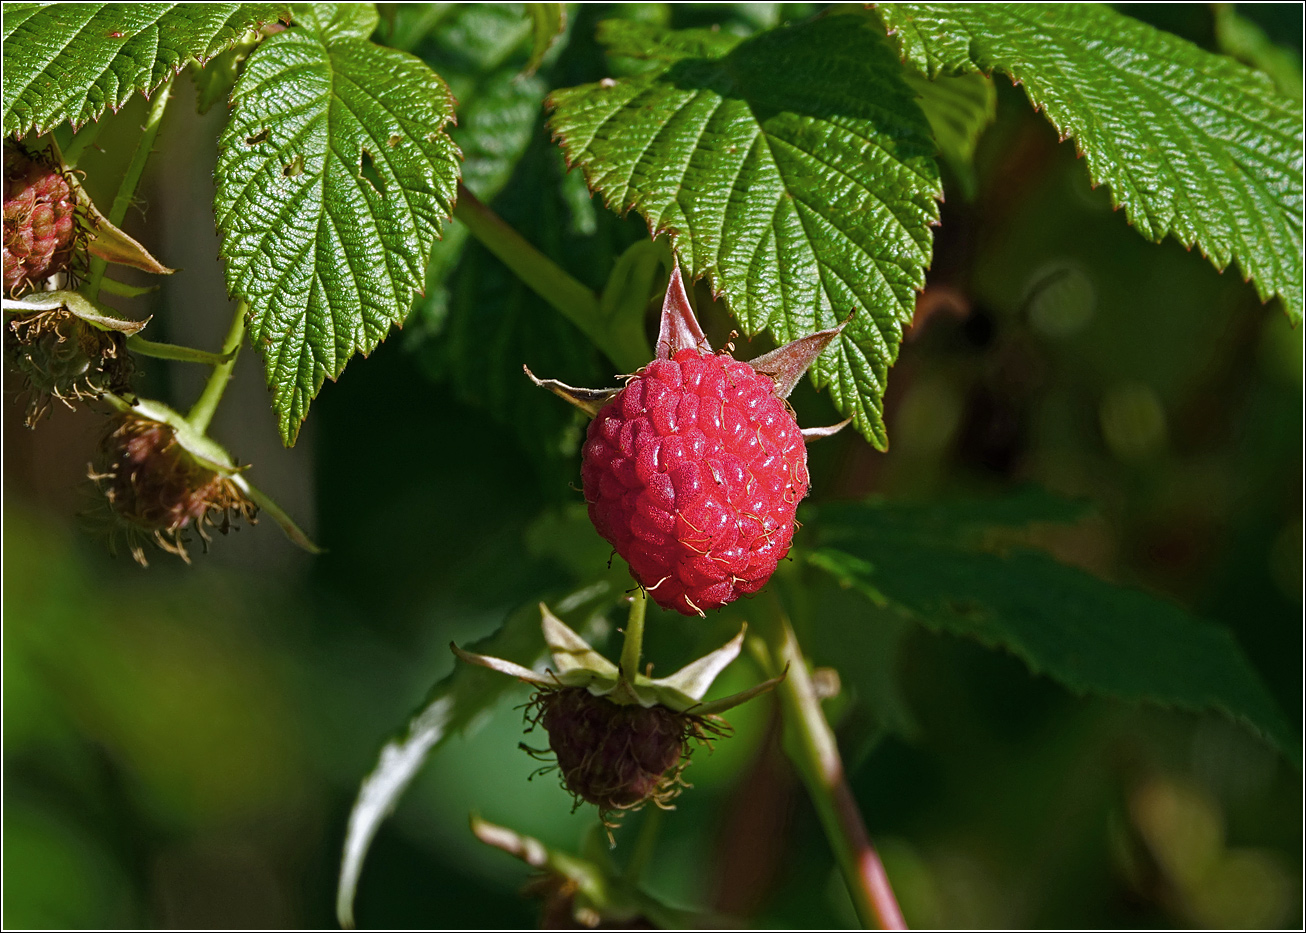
<box><xmin>581</xmin><ymin>348</ymin><xmax>808</xmax><ymax>615</ymax></box>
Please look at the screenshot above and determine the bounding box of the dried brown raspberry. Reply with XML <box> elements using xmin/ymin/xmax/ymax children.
<box><xmin>90</xmin><ymin>410</ymin><xmax>257</xmax><ymax>565</ymax></box>
<box><xmin>528</xmin><ymin>686</ymin><xmax>723</xmax><ymax>817</ymax></box>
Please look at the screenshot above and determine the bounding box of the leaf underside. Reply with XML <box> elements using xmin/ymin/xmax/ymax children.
<box><xmin>548</xmin><ymin>13</ymin><xmax>943</xmax><ymax>449</ymax></box>
<box><xmin>214</xmin><ymin>3</ymin><xmax>461</xmax><ymax>444</ymax></box>
<box><xmin>874</xmin><ymin>3</ymin><xmax>1305</xmax><ymax>323</ymax></box>
<box><xmin>804</xmin><ymin>490</ymin><xmax>1297</xmax><ymax>761</ymax></box>
<box><xmin>2</xmin><ymin>2</ymin><xmax>286</xmax><ymax>138</ymax></box>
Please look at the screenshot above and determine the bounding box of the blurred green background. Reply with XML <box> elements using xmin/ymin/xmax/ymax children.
<box><xmin>4</xmin><ymin>3</ymin><xmax>1301</xmax><ymax>928</ymax></box>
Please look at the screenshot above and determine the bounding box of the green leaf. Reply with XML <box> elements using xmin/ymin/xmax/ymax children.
<box><xmin>335</xmin><ymin>580</ymin><xmax>622</xmax><ymax>929</ymax></box>
<box><xmin>408</xmin><ymin>6</ymin><xmax>652</xmax><ymax>486</ymax></box>
<box><xmin>526</xmin><ymin>3</ymin><xmax>566</xmax><ymax>74</ymax></box>
<box><xmin>548</xmin><ymin>12</ymin><xmax>943</xmax><ymax>449</ymax></box>
<box><xmin>904</xmin><ymin>70</ymin><xmax>995</xmax><ymax>200</ymax></box>
<box><xmin>1213</xmin><ymin>3</ymin><xmax>1303</xmax><ymax>101</ymax></box>
<box><xmin>2</xmin><ymin>2</ymin><xmax>286</xmax><ymax>138</ymax></box>
<box><xmin>411</xmin><ymin>4</ymin><xmax>549</xmax><ymax>205</ymax></box>
<box><xmin>398</xmin><ymin>2</ymin><xmax>551</xmax><ymax>336</ymax></box>
<box><xmin>873</xmin><ymin>3</ymin><xmax>1305</xmax><ymax>323</ymax></box>
<box><xmin>802</xmin><ymin>491</ymin><xmax>1297</xmax><ymax>760</ymax></box>
<box><xmin>214</xmin><ymin>2</ymin><xmax>461</xmax><ymax>444</ymax></box>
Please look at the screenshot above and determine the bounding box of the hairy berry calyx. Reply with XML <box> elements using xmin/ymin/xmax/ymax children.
<box><xmin>6</xmin><ymin>306</ymin><xmax>133</xmax><ymax>425</ymax></box>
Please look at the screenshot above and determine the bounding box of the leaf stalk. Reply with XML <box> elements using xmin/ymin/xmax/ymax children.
<box><xmin>84</xmin><ymin>77</ymin><xmax>173</xmax><ymax>300</ymax></box>
<box><xmin>452</xmin><ymin>184</ymin><xmax>650</xmax><ymax>372</ymax></box>
<box><xmin>186</xmin><ymin>301</ymin><xmax>247</xmax><ymax>434</ymax></box>
<box><xmin>127</xmin><ymin>335</ymin><xmax>236</xmax><ymax>366</ymax></box>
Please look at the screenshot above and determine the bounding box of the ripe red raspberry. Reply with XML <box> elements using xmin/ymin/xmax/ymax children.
<box><xmin>581</xmin><ymin>348</ymin><xmax>808</xmax><ymax>615</ymax></box>
<box><xmin>529</xmin><ymin>264</ymin><xmax>845</xmax><ymax>613</ymax></box>
<box><xmin>3</xmin><ymin>142</ymin><xmax>81</xmax><ymax>294</ymax></box>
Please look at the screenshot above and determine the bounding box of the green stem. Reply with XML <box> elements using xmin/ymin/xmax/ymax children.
<box><xmin>619</xmin><ymin>589</ymin><xmax>648</xmax><ymax>682</ymax></box>
<box><xmin>84</xmin><ymin>77</ymin><xmax>173</xmax><ymax>300</ymax></box>
<box><xmin>452</xmin><ymin>184</ymin><xmax>649</xmax><ymax>372</ymax></box>
<box><xmin>127</xmin><ymin>334</ymin><xmax>237</xmax><ymax>366</ymax></box>
<box><xmin>757</xmin><ymin>597</ymin><xmax>906</xmax><ymax>930</ymax></box>
<box><xmin>61</xmin><ymin>119</ymin><xmax>105</xmax><ymax>169</ymax></box>
<box><xmin>186</xmin><ymin>302</ymin><xmax>246</xmax><ymax>434</ymax></box>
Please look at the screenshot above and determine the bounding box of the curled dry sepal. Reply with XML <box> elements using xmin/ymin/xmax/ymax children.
<box><xmin>88</xmin><ymin>397</ymin><xmax>320</xmax><ymax>566</ymax></box>
<box><xmin>471</xmin><ymin>816</ymin><xmax>714</xmax><ymax>929</ymax></box>
<box><xmin>527</xmin><ymin>263</ymin><xmax>849</xmax><ymax>616</ymax></box>
<box><xmin>453</xmin><ymin>603</ymin><xmax>784</xmax><ymax>820</ymax></box>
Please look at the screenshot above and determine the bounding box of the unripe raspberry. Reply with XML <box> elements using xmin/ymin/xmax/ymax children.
<box><xmin>6</xmin><ymin>306</ymin><xmax>133</xmax><ymax>425</ymax></box>
<box><xmin>535</xmin><ymin>687</ymin><xmax>694</xmax><ymax>813</ymax></box>
<box><xmin>91</xmin><ymin>411</ymin><xmax>257</xmax><ymax>565</ymax></box>
<box><xmin>582</xmin><ymin>349</ymin><xmax>809</xmax><ymax>616</ymax></box>
<box><xmin>4</xmin><ymin>142</ymin><xmax>82</xmax><ymax>294</ymax></box>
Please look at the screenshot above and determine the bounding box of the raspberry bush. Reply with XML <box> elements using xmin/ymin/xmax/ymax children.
<box><xmin>4</xmin><ymin>4</ymin><xmax>1301</xmax><ymax>931</ymax></box>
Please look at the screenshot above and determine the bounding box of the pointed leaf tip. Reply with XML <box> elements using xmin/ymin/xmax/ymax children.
<box><xmin>748</xmin><ymin>319</ymin><xmax>848</xmax><ymax>399</ymax></box>
<box><xmin>655</xmin><ymin>264</ymin><xmax>711</xmax><ymax>360</ymax></box>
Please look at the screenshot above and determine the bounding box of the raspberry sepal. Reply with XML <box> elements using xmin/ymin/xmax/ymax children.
<box><xmin>453</xmin><ymin>600</ymin><xmax>782</xmax><ymax>817</ymax></box>
<box><xmin>452</xmin><ymin>602</ymin><xmax>783</xmax><ymax>716</ymax></box>
<box><xmin>4</xmin><ymin>289</ymin><xmax>147</xmax><ymax>424</ymax></box>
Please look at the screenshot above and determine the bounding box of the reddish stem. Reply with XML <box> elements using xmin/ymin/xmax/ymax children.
<box><xmin>761</xmin><ymin>598</ymin><xmax>907</xmax><ymax>929</ymax></box>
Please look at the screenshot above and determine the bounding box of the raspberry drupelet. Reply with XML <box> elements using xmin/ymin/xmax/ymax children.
<box><xmin>3</xmin><ymin>141</ymin><xmax>82</xmax><ymax>295</ymax></box>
